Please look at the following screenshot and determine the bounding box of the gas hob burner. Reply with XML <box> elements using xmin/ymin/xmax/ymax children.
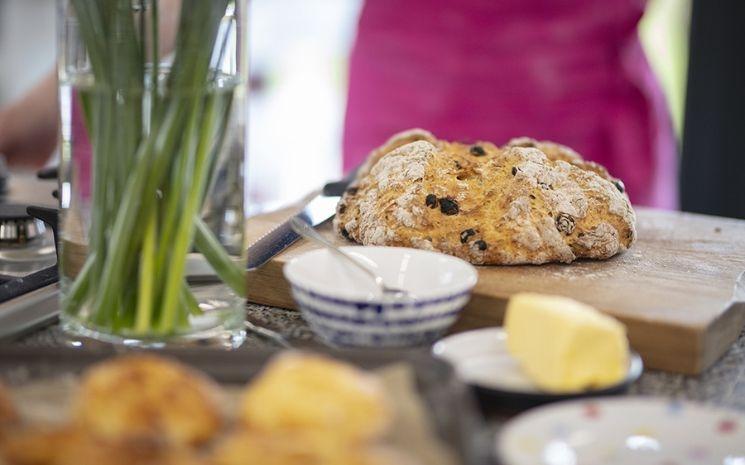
<box><xmin>0</xmin><ymin>204</ymin><xmax>47</xmax><ymax>247</ymax></box>
<box><xmin>0</xmin><ymin>204</ymin><xmax>56</xmax><ymax>279</ymax></box>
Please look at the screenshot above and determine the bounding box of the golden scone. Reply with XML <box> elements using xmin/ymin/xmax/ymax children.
<box><xmin>239</xmin><ymin>353</ymin><xmax>390</xmax><ymax>441</ymax></box>
<box><xmin>335</xmin><ymin>130</ymin><xmax>636</xmax><ymax>265</ymax></box>
<box><xmin>73</xmin><ymin>354</ymin><xmax>222</xmax><ymax>446</ymax></box>
<box><xmin>211</xmin><ymin>431</ymin><xmax>411</xmax><ymax>465</ymax></box>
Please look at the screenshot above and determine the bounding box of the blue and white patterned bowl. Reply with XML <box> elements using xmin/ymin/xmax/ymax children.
<box><xmin>283</xmin><ymin>246</ymin><xmax>478</xmax><ymax>348</ymax></box>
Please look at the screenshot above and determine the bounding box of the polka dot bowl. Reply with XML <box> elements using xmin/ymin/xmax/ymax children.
<box><xmin>497</xmin><ymin>396</ymin><xmax>745</xmax><ymax>465</ymax></box>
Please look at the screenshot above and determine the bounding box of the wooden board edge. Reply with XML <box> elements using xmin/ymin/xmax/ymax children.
<box><xmin>246</xmin><ymin>260</ymin><xmax>296</xmax><ymax>310</ymax></box>
<box><xmin>699</xmin><ymin>300</ymin><xmax>745</xmax><ymax>372</ymax></box>
<box><xmin>246</xmin><ymin>268</ymin><xmax>719</xmax><ymax>374</ymax></box>
<box><xmin>622</xmin><ymin>319</ymin><xmax>701</xmax><ymax>374</ymax></box>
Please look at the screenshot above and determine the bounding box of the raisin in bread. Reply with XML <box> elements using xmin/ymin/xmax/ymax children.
<box><xmin>334</xmin><ymin>130</ymin><xmax>636</xmax><ymax>265</ymax></box>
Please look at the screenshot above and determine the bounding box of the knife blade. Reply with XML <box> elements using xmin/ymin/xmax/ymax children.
<box><xmin>246</xmin><ymin>169</ymin><xmax>358</xmax><ymax>270</ymax></box>
<box><xmin>246</xmin><ymin>192</ymin><xmax>341</xmax><ymax>270</ymax></box>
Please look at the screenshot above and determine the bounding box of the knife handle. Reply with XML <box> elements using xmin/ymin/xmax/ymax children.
<box><xmin>322</xmin><ymin>167</ymin><xmax>358</xmax><ymax>197</ymax></box>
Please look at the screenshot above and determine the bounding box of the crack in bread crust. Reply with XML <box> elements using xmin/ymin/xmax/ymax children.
<box><xmin>334</xmin><ymin>130</ymin><xmax>636</xmax><ymax>265</ymax></box>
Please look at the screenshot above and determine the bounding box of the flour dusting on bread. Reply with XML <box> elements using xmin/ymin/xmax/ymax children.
<box><xmin>335</xmin><ymin>130</ymin><xmax>636</xmax><ymax>265</ymax></box>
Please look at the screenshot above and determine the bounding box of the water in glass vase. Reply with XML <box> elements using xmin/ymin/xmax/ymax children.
<box><xmin>57</xmin><ymin>0</ymin><xmax>248</xmax><ymax>348</ymax></box>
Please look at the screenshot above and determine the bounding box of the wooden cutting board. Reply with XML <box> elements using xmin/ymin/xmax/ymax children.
<box><xmin>246</xmin><ymin>205</ymin><xmax>745</xmax><ymax>375</ymax></box>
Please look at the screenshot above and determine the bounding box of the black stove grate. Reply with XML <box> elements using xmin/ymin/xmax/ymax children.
<box><xmin>0</xmin><ymin>206</ymin><xmax>59</xmax><ymax>303</ymax></box>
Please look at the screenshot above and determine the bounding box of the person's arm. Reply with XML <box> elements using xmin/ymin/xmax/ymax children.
<box><xmin>0</xmin><ymin>72</ymin><xmax>58</xmax><ymax>167</ymax></box>
<box><xmin>0</xmin><ymin>0</ymin><xmax>182</xmax><ymax>168</ymax></box>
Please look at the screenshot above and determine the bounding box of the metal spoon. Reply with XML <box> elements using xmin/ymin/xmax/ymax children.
<box><xmin>244</xmin><ymin>320</ymin><xmax>292</xmax><ymax>348</ymax></box>
<box><xmin>289</xmin><ymin>217</ymin><xmax>412</xmax><ymax>299</ymax></box>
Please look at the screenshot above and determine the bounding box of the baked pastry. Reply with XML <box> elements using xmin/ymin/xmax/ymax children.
<box><xmin>0</xmin><ymin>354</ymin><xmax>430</xmax><ymax>465</ymax></box>
<box><xmin>239</xmin><ymin>352</ymin><xmax>391</xmax><ymax>441</ymax></box>
<box><xmin>334</xmin><ymin>130</ymin><xmax>636</xmax><ymax>265</ymax></box>
<box><xmin>73</xmin><ymin>354</ymin><xmax>223</xmax><ymax>446</ymax></box>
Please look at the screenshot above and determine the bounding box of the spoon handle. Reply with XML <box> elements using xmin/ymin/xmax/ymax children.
<box><xmin>289</xmin><ymin>217</ymin><xmax>383</xmax><ymax>290</ymax></box>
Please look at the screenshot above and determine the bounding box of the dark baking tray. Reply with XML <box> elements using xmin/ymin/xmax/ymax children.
<box><xmin>0</xmin><ymin>346</ymin><xmax>490</xmax><ymax>465</ymax></box>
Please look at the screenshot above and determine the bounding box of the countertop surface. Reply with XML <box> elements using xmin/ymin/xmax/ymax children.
<box><xmin>9</xmin><ymin>172</ymin><xmax>745</xmax><ymax>411</ymax></box>
<box><xmin>17</xmin><ymin>303</ymin><xmax>745</xmax><ymax>415</ymax></box>
<box><xmin>7</xmin><ymin>173</ymin><xmax>745</xmax><ymax>426</ymax></box>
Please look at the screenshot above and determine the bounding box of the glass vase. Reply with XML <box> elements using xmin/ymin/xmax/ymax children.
<box><xmin>57</xmin><ymin>0</ymin><xmax>248</xmax><ymax>347</ymax></box>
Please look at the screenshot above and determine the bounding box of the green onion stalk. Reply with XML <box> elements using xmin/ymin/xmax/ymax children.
<box><xmin>64</xmin><ymin>0</ymin><xmax>246</xmax><ymax>336</ymax></box>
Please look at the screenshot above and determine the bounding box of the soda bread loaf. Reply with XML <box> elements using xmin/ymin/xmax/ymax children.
<box><xmin>334</xmin><ymin>130</ymin><xmax>636</xmax><ymax>265</ymax></box>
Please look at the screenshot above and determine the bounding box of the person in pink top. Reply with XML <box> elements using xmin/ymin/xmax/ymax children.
<box><xmin>1</xmin><ymin>1</ymin><xmax>675</xmax><ymax>208</ymax></box>
<box><xmin>343</xmin><ymin>0</ymin><xmax>677</xmax><ymax>208</ymax></box>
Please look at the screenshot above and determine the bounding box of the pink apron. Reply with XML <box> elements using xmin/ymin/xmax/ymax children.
<box><xmin>343</xmin><ymin>0</ymin><xmax>677</xmax><ymax>208</ymax></box>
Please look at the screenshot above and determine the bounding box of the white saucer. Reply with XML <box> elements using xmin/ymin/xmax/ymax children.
<box><xmin>497</xmin><ymin>397</ymin><xmax>745</xmax><ymax>465</ymax></box>
<box><xmin>432</xmin><ymin>327</ymin><xmax>642</xmax><ymax>401</ymax></box>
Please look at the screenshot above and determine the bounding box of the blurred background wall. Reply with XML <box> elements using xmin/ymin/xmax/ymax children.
<box><xmin>246</xmin><ymin>0</ymin><xmax>362</xmax><ymax>214</ymax></box>
<box><xmin>0</xmin><ymin>0</ymin><xmax>56</xmax><ymax>104</ymax></box>
<box><xmin>0</xmin><ymin>0</ymin><xmax>709</xmax><ymax>215</ymax></box>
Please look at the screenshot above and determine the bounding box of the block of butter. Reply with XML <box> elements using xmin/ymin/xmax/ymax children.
<box><xmin>504</xmin><ymin>293</ymin><xmax>629</xmax><ymax>393</ymax></box>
